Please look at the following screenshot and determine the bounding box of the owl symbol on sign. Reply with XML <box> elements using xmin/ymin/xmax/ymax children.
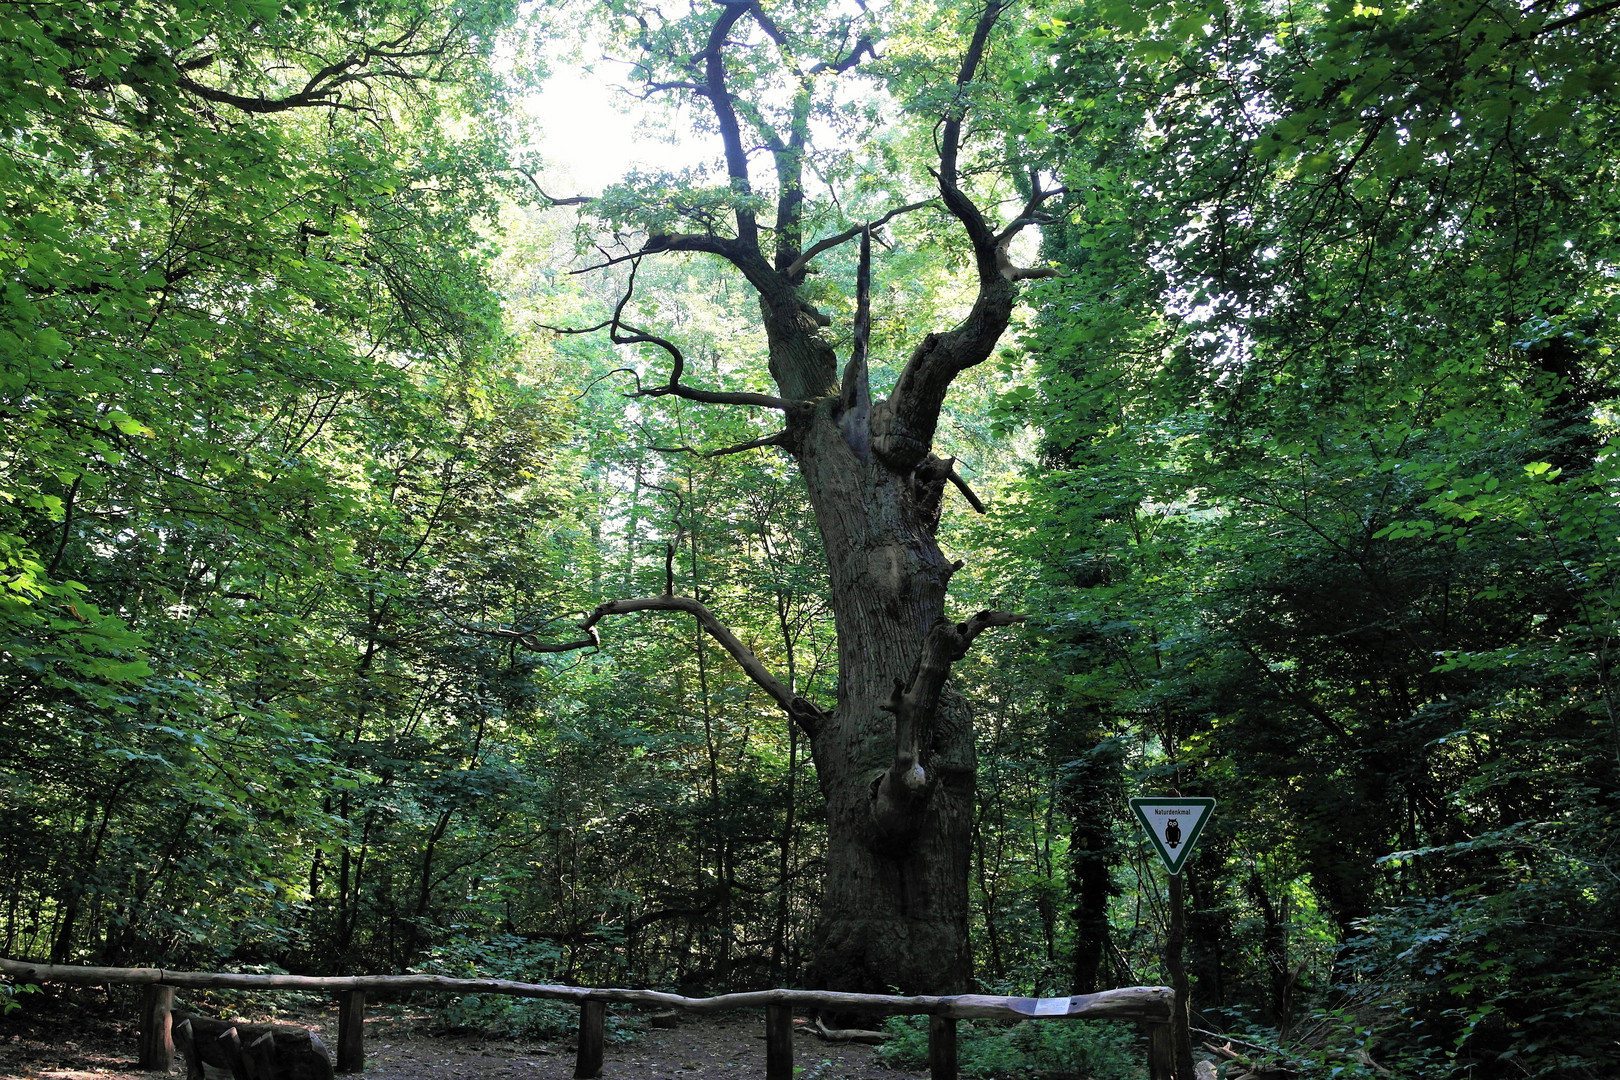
<box><xmin>1165</xmin><ymin>817</ymin><xmax>1182</xmax><ymax>849</ymax></box>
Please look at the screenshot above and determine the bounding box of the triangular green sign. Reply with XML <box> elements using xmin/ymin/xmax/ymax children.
<box><xmin>1129</xmin><ymin>797</ymin><xmax>1216</xmax><ymax>875</ymax></box>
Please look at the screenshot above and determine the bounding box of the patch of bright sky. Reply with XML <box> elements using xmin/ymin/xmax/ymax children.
<box><xmin>518</xmin><ymin>33</ymin><xmax>725</xmax><ymax>195</ymax></box>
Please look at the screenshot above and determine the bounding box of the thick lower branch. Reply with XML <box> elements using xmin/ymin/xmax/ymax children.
<box><xmin>637</xmin><ymin>383</ymin><xmax>792</xmax><ymax>410</ymax></box>
<box><xmin>571</xmin><ymin>234</ymin><xmax>746</xmax><ymax>275</ymax></box>
<box><xmin>549</xmin><ymin>264</ymin><xmax>792</xmax><ymax>411</ymax></box>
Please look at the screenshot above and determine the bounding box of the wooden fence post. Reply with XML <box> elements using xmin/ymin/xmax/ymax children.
<box><xmin>1148</xmin><ymin>1022</ymin><xmax>1175</xmax><ymax>1080</ymax></box>
<box><xmin>928</xmin><ymin>1015</ymin><xmax>958</xmax><ymax>1080</ymax></box>
<box><xmin>336</xmin><ymin>989</ymin><xmax>366</xmax><ymax>1073</ymax></box>
<box><xmin>765</xmin><ymin>1004</ymin><xmax>793</xmax><ymax>1080</ymax></box>
<box><xmin>574</xmin><ymin>1000</ymin><xmax>606</xmax><ymax>1079</ymax></box>
<box><xmin>137</xmin><ymin>984</ymin><xmax>175</xmax><ymax>1071</ymax></box>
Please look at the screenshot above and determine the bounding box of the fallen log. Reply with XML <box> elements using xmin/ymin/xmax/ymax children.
<box><xmin>810</xmin><ymin>1017</ymin><xmax>890</xmax><ymax>1044</ymax></box>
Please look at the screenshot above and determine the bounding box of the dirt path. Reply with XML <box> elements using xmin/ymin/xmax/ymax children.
<box><xmin>0</xmin><ymin>1002</ymin><xmax>925</xmax><ymax>1080</ymax></box>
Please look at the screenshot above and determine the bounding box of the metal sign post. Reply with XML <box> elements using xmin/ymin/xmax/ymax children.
<box><xmin>1130</xmin><ymin>798</ymin><xmax>1216</xmax><ymax>1080</ymax></box>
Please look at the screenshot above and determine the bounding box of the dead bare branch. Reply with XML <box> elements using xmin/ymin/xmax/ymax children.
<box><xmin>649</xmin><ymin>432</ymin><xmax>790</xmax><ymax>458</ymax></box>
<box><xmin>810</xmin><ymin>1017</ymin><xmax>891</xmax><ymax>1044</ymax></box>
<box><xmin>581</xmin><ymin>596</ymin><xmax>826</xmax><ymax>735</ymax></box>
<box><xmin>511</xmin><ymin>167</ymin><xmax>594</xmax><ymax>206</ymax></box>
<box><xmin>947</xmin><ymin>467</ymin><xmax>987</xmax><ymax>514</ymax></box>
<box><xmin>785</xmin><ymin>201</ymin><xmax>936</xmax><ymax>278</ymax></box>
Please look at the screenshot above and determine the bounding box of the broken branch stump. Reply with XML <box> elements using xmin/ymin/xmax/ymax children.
<box><xmin>173</xmin><ymin>1018</ymin><xmax>205</xmax><ymax>1080</ymax></box>
<box><xmin>218</xmin><ymin>1026</ymin><xmax>250</xmax><ymax>1080</ymax></box>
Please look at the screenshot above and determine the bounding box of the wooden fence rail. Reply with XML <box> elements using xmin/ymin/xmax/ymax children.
<box><xmin>1</xmin><ymin>956</ymin><xmax>1177</xmax><ymax>1080</ymax></box>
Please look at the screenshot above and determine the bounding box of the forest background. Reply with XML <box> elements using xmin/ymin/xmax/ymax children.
<box><xmin>1</xmin><ymin>0</ymin><xmax>1616</xmax><ymax>1077</ymax></box>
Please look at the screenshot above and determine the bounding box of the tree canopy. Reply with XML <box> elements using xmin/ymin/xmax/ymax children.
<box><xmin>3</xmin><ymin>0</ymin><xmax>1617</xmax><ymax>1076</ymax></box>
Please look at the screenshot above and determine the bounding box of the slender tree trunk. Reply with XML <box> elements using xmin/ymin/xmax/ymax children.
<box><xmin>773</xmin><ymin>716</ymin><xmax>797</xmax><ymax>975</ymax></box>
<box><xmin>1186</xmin><ymin>857</ymin><xmax>1228</xmax><ymax>1009</ymax></box>
<box><xmin>1053</xmin><ymin>719</ymin><xmax>1122</xmax><ymax>994</ymax></box>
<box><xmin>51</xmin><ymin>778</ymin><xmax>125</xmax><ymax>963</ymax></box>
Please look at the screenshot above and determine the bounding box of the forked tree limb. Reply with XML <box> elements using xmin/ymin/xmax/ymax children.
<box><xmin>993</xmin><ymin>177</ymin><xmax>1066</xmax><ymax>247</ymax></box>
<box><xmin>872</xmin><ymin>0</ymin><xmax>1027</xmax><ymax>472</ymax></box>
<box><xmin>996</xmin><ymin>176</ymin><xmax>1066</xmax><ymax>279</ymax></box>
<box><xmin>805</xmin><ymin>35</ymin><xmax>878</xmax><ymax>76</ymax></box>
<box><xmin>574</xmin><ymin>0</ymin><xmax>1044</xmax><ymax>474</ymax></box>
<box><xmin>702</xmin><ymin>3</ymin><xmax>760</xmax><ymax>250</ymax></box>
<box><xmin>549</xmin><ymin>264</ymin><xmax>792</xmax><ymax>411</ymax></box>
<box><xmin>596</xmin><ymin>361</ymin><xmax>791</xmax><ymax>411</ymax></box>
<box><xmin>934</xmin><ymin>0</ymin><xmax>1006</xmax><ymax>257</ymax></box>
<box><xmin>164</xmin><ymin>17</ymin><xmax>465</xmax><ymax>115</ymax></box>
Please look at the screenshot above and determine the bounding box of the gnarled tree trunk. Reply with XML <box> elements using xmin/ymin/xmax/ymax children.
<box><xmin>527</xmin><ymin>0</ymin><xmax>1059</xmax><ymax>994</ymax></box>
<box><xmin>797</xmin><ymin>406</ymin><xmax>978</xmax><ymax>992</ymax></box>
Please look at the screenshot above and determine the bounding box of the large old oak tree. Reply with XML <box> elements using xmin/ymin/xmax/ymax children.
<box><xmin>533</xmin><ymin>0</ymin><xmax>1056</xmax><ymax>995</ymax></box>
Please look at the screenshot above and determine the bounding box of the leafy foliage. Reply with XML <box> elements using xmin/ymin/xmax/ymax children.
<box><xmin>3</xmin><ymin>0</ymin><xmax>1616</xmax><ymax>1075</ymax></box>
<box><xmin>993</xmin><ymin>0</ymin><xmax>1620</xmax><ymax>1074</ymax></box>
<box><xmin>878</xmin><ymin>1016</ymin><xmax>1139</xmax><ymax>1080</ymax></box>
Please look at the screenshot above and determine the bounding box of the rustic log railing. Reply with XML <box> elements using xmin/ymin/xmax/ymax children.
<box><xmin>0</xmin><ymin>956</ymin><xmax>1177</xmax><ymax>1080</ymax></box>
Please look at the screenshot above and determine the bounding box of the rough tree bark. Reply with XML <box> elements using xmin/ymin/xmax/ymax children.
<box><xmin>520</xmin><ymin>0</ymin><xmax>1059</xmax><ymax>995</ymax></box>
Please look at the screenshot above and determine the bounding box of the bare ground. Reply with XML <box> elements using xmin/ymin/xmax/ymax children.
<box><xmin>0</xmin><ymin>997</ymin><xmax>926</xmax><ymax>1080</ymax></box>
